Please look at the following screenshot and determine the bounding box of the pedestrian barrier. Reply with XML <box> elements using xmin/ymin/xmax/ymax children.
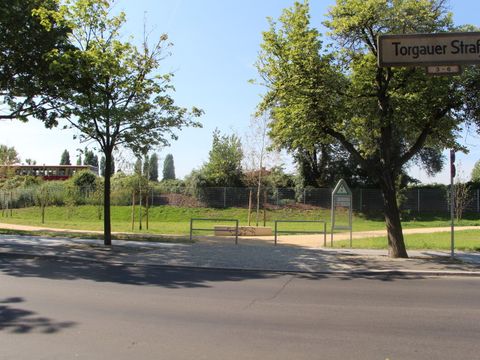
<box><xmin>190</xmin><ymin>218</ymin><xmax>239</xmax><ymax>244</ymax></box>
<box><xmin>274</xmin><ymin>220</ymin><xmax>327</xmax><ymax>246</ymax></box>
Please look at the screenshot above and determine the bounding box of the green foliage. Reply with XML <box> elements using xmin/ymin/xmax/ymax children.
<box><xmin>162</xmin><ymin>154</ymin><xmax>175</xmax><ymax>181</ymax></box>
<box><xmin>33</xmin><ymin>0</ymin><xmax>202</xmax><ymax>244</ymax></box>
<box><xmin>71</xmin><ymin>170</ymin><xmax>97</xmax><ymax>190</ymax></box>
<box><xmin>0</xmin><ymin>0</ymin><xmax>71</xmax><ymax>124</ymax></box>
<box><xmin>100</xmin><ymin>155</ymin><xmax>115</xmax><ymax>177</ymax></box>
<box><xmin>134</xmin><ymin>158</ymin><xmax>143</xmax><ymax>176</ymax></box>
<box><xmin>0</xmin><ymin>145</ymin><xmax>20</xmax><ymax>165</ymax></box>
<box><xmin>264</xmin><ymin>166</ymin><xmax>295</xmax><ymax>188</ymax></box>
<box><xmin>83</xmin><ymin>148</ymin><xmax>98</xmax><ymax>167</ymax></box>
<box><xmin>202</xmin><ymin>129</ymin><xmax>244</xmax><ymax>187</ymax></box>
<box><xmin>149</xmin><ymin>153</ymin><xmax>159</xmax><ymax>182</ymax></box>
<box><xmin>60</xmin><ymin>149</ymin><xmax>71</xmax><ymax>165</ymax></box>
<box><xmin>471</xmin><ymin>160</ymin><xmax>480</xmax><ymax>182</ymax></box>
<box><xmin>155</xmin><ymin>179</ymin><xmax>185</xmax><ymax>193</ymax></box>
<box><xmin>255</xmin><ymin>0</ymin><xmax>477</xmax><ymax>257</ymax></box>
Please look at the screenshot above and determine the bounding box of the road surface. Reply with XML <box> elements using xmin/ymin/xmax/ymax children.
<box><xmin>1</xmin><ymin>254</ymin><xmax>479</xmax><ymax>359</ymax></box>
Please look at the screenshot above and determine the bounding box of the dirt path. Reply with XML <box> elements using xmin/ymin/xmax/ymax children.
<box><xmin>0</xmin><ymin>222</ymin><xmax>478</xmax><ymax>248</ymax></box>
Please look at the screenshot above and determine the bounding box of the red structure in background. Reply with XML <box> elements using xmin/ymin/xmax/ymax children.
<box><xmin>0</xmin><ymin>165</ymin><xmax>98</xmax><ymax>181</ymax></box>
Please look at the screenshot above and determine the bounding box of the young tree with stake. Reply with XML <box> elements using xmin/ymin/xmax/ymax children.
<box><xmin>35</xmin><ymin>0</ymin><xmax>202</xmax><ymax>245</ymax></box>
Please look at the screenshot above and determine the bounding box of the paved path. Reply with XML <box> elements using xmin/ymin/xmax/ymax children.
<box><xmin>0</xmin><ymin>233</ymin><xmax>479</xmax><ymax>275</ymax></box>
<box><xmin>1</xmin><ymin>222</ymin><xmax>479</xmax><ymax>248</ymax></box>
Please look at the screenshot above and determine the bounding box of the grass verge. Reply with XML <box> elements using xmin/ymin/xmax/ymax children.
<box><xmin>334</xmin><ymin>230</ymin><xmax>480</xmax><ymax>251</ymax></box>
<box><xmin>0</xmin><ymin>228</ymin><xmax>194</xmax><ymax>244</ymax></box>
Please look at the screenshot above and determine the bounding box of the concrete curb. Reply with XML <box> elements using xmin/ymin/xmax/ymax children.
<box><xmin>2</xmin><ymin>250</ymin><xmax>480</xmax><ymax>278</ymax></box>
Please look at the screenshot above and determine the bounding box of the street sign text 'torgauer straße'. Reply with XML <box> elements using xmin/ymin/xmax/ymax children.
<box><xmin>378</xmin><ymin>32</ymin><xmax>480</xmax><ymax>67</ymax></box>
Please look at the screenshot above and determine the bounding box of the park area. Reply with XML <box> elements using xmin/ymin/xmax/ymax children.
<box><xmin>1</xmin><ymin>203</ymin><xmax>480</xmax><ymax>252</ymax></box>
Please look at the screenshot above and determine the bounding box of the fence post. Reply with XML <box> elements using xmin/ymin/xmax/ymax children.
<box><xmin>274</xmin><ymin>221</ymin><xmax>277</xmax><ymax>246</ymax></box>
<box><xmin>303</xmin><ymin>189</ymin><xmax>306</xmax><ymax>204</ymax></box>
<box><xmin>223</xmin><ymin>187</ymin><xmax>227</xmax><ymax>208</ymax></box>
<box><xmin>359</xmin><ymin>189</ymin><xmax>363</xmax><ymax>212</ymax></box>
<box><xmin>417</xmin><ymin>188</ymin><xmax>421</xmax><ymax>213</ymax></box>
<box><xmin>477</xmin><ymin>189</ymin><xmax>479</xmax><ymax>213</ymax></box>
<box><xmin>189</xmin><ymin>218</ymin><xmax>193</xmax><ymax>241</ymax></box>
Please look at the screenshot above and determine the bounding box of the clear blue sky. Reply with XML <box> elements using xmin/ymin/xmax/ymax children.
<box><xmin>1</xmin><ymin>0</ymin><xmax>480</xmax><ymax>183</ymax></box>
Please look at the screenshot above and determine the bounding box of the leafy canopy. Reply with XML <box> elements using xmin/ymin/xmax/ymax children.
<box><xmin>0</xmin><ymin>0</ymin><xmax>72</xmax><ymax>124</ymax></box>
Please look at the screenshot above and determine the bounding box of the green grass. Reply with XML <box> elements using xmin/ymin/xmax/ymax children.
<box><xmin>334</xmin><ymin>230</ymin><xmax>480</xmax><ymax>251</ymax></box>
<box><xmin>0</xmin><ymin>205</ymin><xmax>479</xmax><ymax>238</ymax></box>
<box><xmin>0</xmin><ymin>228</ymin><xmax>193</xmax><ymax>244</ymax></box>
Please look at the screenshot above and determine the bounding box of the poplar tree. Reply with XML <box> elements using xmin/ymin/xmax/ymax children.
<box><xmin>162</xmin><ymin>154</ymin><xmax>175</xmax><ymax>181</ymax></box>
<box><xmin>60</xmin><ymin>150</ymin><xmax>71</xmax><ymax>165</ymax></box>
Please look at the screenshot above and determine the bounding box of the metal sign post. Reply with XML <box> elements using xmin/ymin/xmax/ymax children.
<box><xmin>450</xmin><ymin>150</ymin><xmax>456</xmax><ymax>258</ymax></box>
<box><xmin>331</xmin><ymin>179</ymin><xmax>353</xmax><ymax>247</ymax></box>
<box><xmin>376</xmin><ymin>32</ymin><xmax>480</xmax><ymax>258</ymax></box>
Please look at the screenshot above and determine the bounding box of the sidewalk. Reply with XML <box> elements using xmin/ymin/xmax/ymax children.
<box><xmin>1</xmin><ymin>233</ymin><xmax>479</xmax><ymax>276</ymax></box>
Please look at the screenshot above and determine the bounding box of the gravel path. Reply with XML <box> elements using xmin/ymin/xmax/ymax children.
<box><xmin>0</xmin><ymin>222</ymin><xmax>478</xmax><ymax>248</ymax></box>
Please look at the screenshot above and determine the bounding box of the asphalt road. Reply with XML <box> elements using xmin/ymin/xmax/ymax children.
<box><xmin>1</xmin><ymin>254</ymin><xmax>480</xmax><ymax>360</ymax></box>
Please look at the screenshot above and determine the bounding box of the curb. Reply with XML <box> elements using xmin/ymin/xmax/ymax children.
<box><xmin>2</xmin><ymin>250</ymin><xmax>480</xmax><ymax>278</ymax></box>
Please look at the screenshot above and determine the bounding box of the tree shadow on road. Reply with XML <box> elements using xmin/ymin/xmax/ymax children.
<box><xmin>0</xmin><ymin>297</ymin><xmax>76</xmax><ymax>334</ymax></box>
<box><xmin>0</xmin><ymin>251</ymin><xmax>429</xmax><ymax>289</ymax></box>
<box><xmin>0</xmin><ymin>253</ymin><xmax>290</xmax><ymax>289</ymax></box>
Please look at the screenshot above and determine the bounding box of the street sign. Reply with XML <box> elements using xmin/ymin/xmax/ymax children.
<box><xmin>331</xmin><ymin>179</ymin><xmax>353</xmax><ymax>247</ymax></box>
<box><xmin>426</xmin><ymin>65</ymin><xmax>462</xmax><ymax>76</ymax></box>
<box><xmin>378</xmin><ymin>32</ymin><xmax>480</xmax><ymax>67</ymax></box>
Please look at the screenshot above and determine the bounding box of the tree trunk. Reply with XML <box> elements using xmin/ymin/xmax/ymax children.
<box><xmin>145</xmin><ymin>187</ymin><xmax>149</xmax><ymax>230</ymax></box>
<box><xmin>379</xmin><ymin>175</ymin><xmax>408</xmax><ymax>258</ymax></box>
<box><xmin>263</xmin><ymin>190</ymin><xmax>267</xmax><ymax>227</ymax></box>
<box><xmin>248</xmin><ymin>189</ymin><xmax>252</xmax><ymax>226</ymax></box>
<box><xmin>138</xmin><ymin>180</ymin><xmax>142</xmax><ymax>231</ymax></box>
<box><xmin>131</xmin><ymin>191</ymin><xmax>135</xmax><ymax>231</ymax></box>
<box><xmin>103</xmin><ymin>151</ymin><xmax>113</xmax><ymax>246</ymax></box>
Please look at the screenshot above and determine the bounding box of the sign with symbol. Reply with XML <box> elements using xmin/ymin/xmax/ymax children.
<box><xmin>331</xmin><ymin>179</ymin><xmax>353</xmax><ymax>247</ymax></box>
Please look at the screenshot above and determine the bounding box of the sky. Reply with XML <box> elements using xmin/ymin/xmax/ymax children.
<box><xmin>2</xmin><ymin>0</ymin><xmax>480</xmax><ymax>183</ymax></box>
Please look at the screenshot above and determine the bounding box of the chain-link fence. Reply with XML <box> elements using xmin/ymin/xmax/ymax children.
<box><xmin>2</xmin><ymin>185</ymin><xmax>480</xmax><ymax>214</ymax></box>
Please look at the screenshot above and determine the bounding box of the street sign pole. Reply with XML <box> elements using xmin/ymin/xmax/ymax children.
<box><xmin>450</xmin><ymin>150</ymin><xmax>455</xmax><ymax>258</ymax></box>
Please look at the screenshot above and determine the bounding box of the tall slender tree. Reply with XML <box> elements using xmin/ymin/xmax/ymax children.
<box><xmin>149</xmin><ymin>153</ymin><xmax>159</xmax><ymax>182</ymax></box>
<box><xmin>162</xmin><ymin>154</ymin><xmax>175</xmax><ymax>181</ymax></box>
<box><xmin>60</xmin><ymin>150</ymin><xmax>71</xmax><ymax>165</ymax></box>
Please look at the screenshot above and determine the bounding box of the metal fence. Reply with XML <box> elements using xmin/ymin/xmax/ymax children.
<box><xmin>151</xmin><ymin>186</ymin><xmax>478</xmax><ymax>214</ymax></box>
<box><xmin>2</xmin><ymin>185</ymin><xmax>480</xmax><ymax>214</ymax></box>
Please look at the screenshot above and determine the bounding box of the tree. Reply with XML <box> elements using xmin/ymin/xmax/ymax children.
<box><xmin>0</xmin><ymin>145</ymin><xmax>19</xmax><ymax>165</ymax></box>
<box><xmin>35</xmin><ymin>0</ymin><xmax>202</xmax><ymax>245</ymax></box>
<box><xmin>162</xmin><ymin>154</ymin><xmax>175</xmax><ymax>181</ymax></box>
<box><xmin>134</xmin><ymin>157</ymin><xmax>143</xmax><ymax>176</ymax></box>
<box><xmin>100</xmin><ymin>155</ymin><xmax>115</xmax><ymax>177</ymax></box>
<box><xmin>149</xmin><ymin>153</ymin><xmax>159</xmax><ymax>182</ymax></box>
<box><xmin>60</xmin><ymin>150</ymin><xmax>71</xmax><ymax>165</ymax></box>
<box><xmin>471</xmin><ymin>160</ymin><xmax>480</xmax><ymax>182</ymax></box>
<box><xmin>142</xmin><ymin>154</ymin><xmax>149</xmax><ymax>178</ymax></box>
<box><xmin>243</xmin><ymin>113</ymin><xmax>280</xmax><ymax>225</ymax></box>
<box><xmin>255</xmin><ymin>1</ymin><xmax>471</xmax><ymax>258</ymax></box>
<box><xmin>203</xmin><ymin>129</ymin><xmax>243</xmax><ymax>187</ymax></box>
<box><xmin>1</xmin><ymin>0</ymin><xmax>71</xmax><ymax>124</ymax></box>
<box><xmin>83</xmin><ymin>148</ymin><xmax>98</xmax><ymax>167</ymax></box>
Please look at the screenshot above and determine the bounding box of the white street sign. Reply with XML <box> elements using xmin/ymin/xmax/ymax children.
<box><xmin>378</xmin><ymin>32</ymin><xmax>480</xmax><ymax>67</ymax></box>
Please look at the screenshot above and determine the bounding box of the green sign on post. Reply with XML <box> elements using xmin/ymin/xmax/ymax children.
<box><xmin>331</xmin><ymin>179</ymin><xmax>353</xmax><ymax>247</ymax></box>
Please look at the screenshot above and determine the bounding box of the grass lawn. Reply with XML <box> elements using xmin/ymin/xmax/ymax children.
<box><xmin>334</xmin><ymin>230</ymin><xmax>480</xmax><ymax>251</ymax></box>
<box><xmin>0</xmin><ymin>205</ymin><xmax>479</xmax><ymax>236</ymax></box>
